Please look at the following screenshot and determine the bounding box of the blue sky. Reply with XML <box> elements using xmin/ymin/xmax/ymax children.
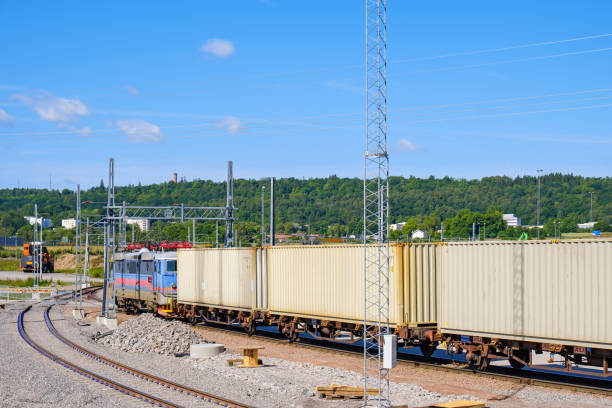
<box><xmin>0</xmin><ymin>1</ymin><xmax>611</xmax><ymax>189</ymax></box>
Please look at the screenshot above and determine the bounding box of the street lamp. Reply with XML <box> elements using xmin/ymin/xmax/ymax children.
<box><xmin>536</xmin><ymin>169</ymin><xmax>543</xmax><ymax>239</ymax></box>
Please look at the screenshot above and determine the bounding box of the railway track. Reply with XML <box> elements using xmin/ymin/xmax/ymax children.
<box><xmin>18</xmin><ymin>290</ymin><xmax>251</xmax><ymax>408</ymax></box>
<box><xmin>195</xmin><ymin>322</ymin><xmax>612</xmax><ymax>398</ymax></box>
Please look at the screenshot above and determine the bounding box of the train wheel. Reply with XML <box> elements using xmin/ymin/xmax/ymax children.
<box><xmin>509</xmin><ymin>350</ymin><xmax>529</xmax><ymax>369</ymax></box>
<box><xmin>419</xmin><ymin>343</ymin><xmax>437</xmax><ymax>358</ymax></box>
<box><xmin>245</xmin><ymin>321</ymin><xmax>256</xmax><ymax>337</ymax></box>
<box><xmin>475</xmin><ymin>356</ymin><xmax>490</xmax><ymax>371</ymax></box>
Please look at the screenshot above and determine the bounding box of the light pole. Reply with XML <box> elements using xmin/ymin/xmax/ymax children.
<box><xmin>536</xmin><ymin>169</ymin><xmax>543</xmax><ymax>239</ymax></box>
<box><xmin>261</xmin><ymin>185</ymin><xmax>265</xmax><ymax>246</ymax></box>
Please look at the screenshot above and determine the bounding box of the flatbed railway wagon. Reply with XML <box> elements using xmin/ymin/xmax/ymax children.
<box><xmin>438</xmin><ymin>239</ymin><xmax>612</xmax><ymax>376</ymax></box>
<box><xmin>176</xmin><ymin>244</ymin><xmax>440</xmax><ymax>349</ymax></box>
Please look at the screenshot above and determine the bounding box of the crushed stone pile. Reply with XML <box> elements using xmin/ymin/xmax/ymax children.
<box><xmin>96</xmin><ymin>313</ymin><xmax>207</xmax><ymax>356</ymax></box>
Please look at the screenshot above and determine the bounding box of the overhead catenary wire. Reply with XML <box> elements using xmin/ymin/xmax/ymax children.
<box><xmin>3</xmin><ymin>87</ymin><xmax>612</xmax><ymax>138</ymax></box>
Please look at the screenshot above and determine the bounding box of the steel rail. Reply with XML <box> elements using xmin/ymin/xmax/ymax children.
<box><xmin>43</xmin><ymin>305</ymin><xmax>251</xmax><ymax>408</ymax></box>
<box><xmin>196</xmin><ymin>323</ymin><xmax>612</xmax><ymax>397</ymax></box>
<box><xmin>18</xmin><ymin>304</ymin><xmax>180</xmax><ymax>408</ymax></box>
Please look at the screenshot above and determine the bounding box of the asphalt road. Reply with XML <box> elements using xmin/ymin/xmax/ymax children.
<box><xmin>0</xmin><ymin>270</ymin><xmax>103</xmax><ymax>283</ymax></box>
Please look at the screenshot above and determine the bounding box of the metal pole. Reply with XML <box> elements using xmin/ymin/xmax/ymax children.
<box><xmin>34</xmin><ymin>204</ymin><xmax>38</xmax><ymax>287</ymax></box>
<box><xmin>75</xmin><ymin>184</ymin><xmax>80</xmax><ymax>307</ymax></box>
<box><xmin>261</xmin><ymin>185</ymin><xmax>266</xmax><ymax>246</ymax></box>
<box><xmin>192</xmin><ymin>218</ymin><xmax>196</xmax><ymax>246</ymax></box>
<box><xmin>440</xmin><ymin>221</ymin><xmax>444</xmax><ymax>241</ymax></box>
<box><xmin>537</xmin><ymin>169</ymin><xmax>543</xmax><ymax>239</ymax></box>
<box><xmin>39</xmin><ymin>215</ymin><xmax>43</xmax><ymax>285</ymax></box>
<box><xmin>589</xmin><ymin>192</ymin><xmax>594</xmax><ymax>224</ymax></box>
<box><xmin>216</xmin><ymin>221</ymin><xmax>219</xmax><ymax>248</ymax></box>
<box><xmin>270</xmin><ymin>177</ymin><xmax>275</xmax><ymax>246</ymax></box>
<box><xmin>225</xmin><ymin>161</ymin><xmax>234</xmax><ymax>247</ymax></box>
<box><xmin>472</xmin><ymin>222</ymin><xmax>476</xmax><ymax>242</ymax></box>
<box><xmin>102</xmin><ymin>221</ymin><xmax>109</xmax><ymax>317</ymax></box>
<box><xmin>363</xmin><ymin>0</ymin><xmax>391</xmax><ymax>404</ymax></box>
<box><xmin>85</xmin><ymin>218</ymin><xmax>90</xmax><ymax>286</ymax></box>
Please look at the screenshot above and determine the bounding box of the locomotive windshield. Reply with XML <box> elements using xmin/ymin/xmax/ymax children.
<box><xmin>166</xmin><ymin>260</ymin><xmax>177</xmax><ymax>272</ymax></box>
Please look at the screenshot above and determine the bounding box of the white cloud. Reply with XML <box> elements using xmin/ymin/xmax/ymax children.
<box><xmin>0</xmin><ymin>108</ymin><xmax>14</xmax><ymax>126</ymax></box>
<box><xmin>215</xmin><ymin>116</ymin><xmax>243</xmax><ymax>133</ymax></box>
<box><xmin>397</xmin><ymin>139</ymin><xmax>421</xmax><ymax>152</ymax></box>
<box><xmin>58</xmin><ymin>123</ymin><xmax>91</xmax><ymax>137</ymax></box>
<box><xmin>11</xmin><ymin>91</ymin><xmax>89</xmax><ymax>122</ymax></box>
<box><xmin>199</xmin><ymin>39</ymin><xmax>235</xmax><ymax>58</ymax></box>
<box><xmin>123</xmin><ymin>85</ymin><xmax>139</xmax><ymax>96</ymax></box>
<box><xmin>116</xmin><ymin>119</ymin><xmax>163</xmax><ymax>143</ymax></box>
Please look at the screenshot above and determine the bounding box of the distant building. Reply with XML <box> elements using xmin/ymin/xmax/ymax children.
<box><xmin>502</xmin><ymin>213</ymin><xmax>522</xmax><ymax>227</ymax></box>
<box><xmin>578</xmin><ymin>221</ymin><xmax>596</xmax><ymax>229</ymax></box>
<box><xmin>126</xmin><ymin>218</ymin><xmax>150</xmax><ymax>232</ymax></box>
<box><xmin>24</xmin><ymin>216</ymin><xmax>52</xmax><ymax>228</ymax></box>
<box><xmin>411</xmin><ymin>229</ymin><xmax>429</xmax><ymax>239</ymax></box>
<box><xmin>390</xmin><ymin>222</ymin><xmax>406</xmax><ymax>231</ymax></box>
<box><xmin>61</xmin><ymin>218</ymin><xmax>77</xmax><ymax>229</ymax></box>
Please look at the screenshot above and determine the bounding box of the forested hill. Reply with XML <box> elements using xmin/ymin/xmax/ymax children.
<box><xmin>0</xmin><ymin>174</ymin><xmax>610</xmax><ymax>236</ymax></box>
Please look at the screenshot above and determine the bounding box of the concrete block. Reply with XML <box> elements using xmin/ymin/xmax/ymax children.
<box><xmin>72</xmin><ymin>309</ymin><xmax>85</xmax><ymax>320</ymax></box>
<box><xmin>190</xmin><ymin>343</ymin><xmax>224</xmax><ymax>359</ymax></box>
<box><xmin>104</xmin><ymin>318</ymin><xmax>118</xmax><ymax>330</ymax></box>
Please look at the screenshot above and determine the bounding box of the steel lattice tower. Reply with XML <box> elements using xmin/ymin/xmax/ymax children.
<box><xmin>363</xmin><ymin>0</ymin><xmax>390</xmax><ymax>406</ymax></box>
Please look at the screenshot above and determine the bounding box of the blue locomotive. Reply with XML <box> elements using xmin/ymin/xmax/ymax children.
<box><xmin>112</xmin><ymin>249</ymin><xmax>177</xmax><ymax>314</ymax></box>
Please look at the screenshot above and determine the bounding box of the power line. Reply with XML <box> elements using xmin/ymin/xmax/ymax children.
<box><xmin>2</xmin><ymin>87</ymin><xmax>612</xmax><ymax>138</ymax></box>
<box><xmin>394</xmin><ymin>33</ymin><xmax>612</xmax><ymax>63</ymax></box>
<box><xmin>395</xmin><ymin>103</ymin><xmax>612</xmax><ymax>126</ymax></box>
<box><xmin>245</xmin><ymin>33</ymin><xmax>612</xmax><ymax>78</ymax></box>
<box><xmin>405</xmin><ymin>47</ymin><xmax>612</xmax><ymax>74</ymax></box>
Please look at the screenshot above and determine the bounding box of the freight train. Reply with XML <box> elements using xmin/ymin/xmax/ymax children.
<box><xmin>112</xmin><ymin>239</ymin><xmax>611</xmax><ymax>378</ymax></box>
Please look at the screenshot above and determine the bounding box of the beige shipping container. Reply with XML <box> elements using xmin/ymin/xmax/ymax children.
<box><xmin>266</xmin><ymin>244</ymin><xmax>405</xmax><ymax>325</ymax></box>
<box><xmin>403</xmin><ymin>244</ymin><xmax>438</xmax><ymax>326</ymax></box>
<box><xmin>438</xmin><ymin>240</ymin><xmax>612</xmax><ymax>349</ymax></box>
<box><xmin>177</xmin><ymin>248</ymin><xmax>256</xmax><ymax>310</ymax></box>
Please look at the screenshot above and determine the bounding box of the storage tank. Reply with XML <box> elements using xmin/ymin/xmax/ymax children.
<box><xmin>438</xmin><ymin>239</ymin><xmax>612</xmax><ymax>349</ymax></box>
<box><xmin>177</xmin><ymin>247</ymin><xmax>257</xmax><ymax>310</ymax></box>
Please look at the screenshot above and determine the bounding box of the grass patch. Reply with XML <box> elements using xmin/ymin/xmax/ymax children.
<box><xmin>0</xmin><ymin>258</ymin><xmax>20</xmax><ymax>271</ymax></box>
<box><xmin>55</xmin><ymin>266</ymin><xmax>104</xmax><ymax>278</ymax></box>
<box><xmin>0</xmin><ymin>278</ymin><xmax>53</xmax><ymax>287</ymax></box>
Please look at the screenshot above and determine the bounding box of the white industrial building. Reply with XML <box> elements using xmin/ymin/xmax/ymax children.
<box><xmin>390</xmin><ymin>222</ymin><xmax>406</xmax><ymax>231</ymax></box>
<box><xmin>411</xmin><ymin>229</ymin><xmax>429</xmax><ymax>239</ymax></box>
<box><xmin>578</xmin><ymin>221</ymin><xmax>596</xmax><ymax>229</ymax></box>
<box><xmin>24</xmin><ymin>216</ymin><xmax>52</xmax><ymax>228</ymax></box>
<box><xmin>127</xmin><ymin>218</ymin><xmax>150</xmax><ymax>232</ymax></box>
<box><xmin>61</xmin><ymin>218</ymin><xmax>76</xmax><ymax>229</ymax></box>
<box><xmin>502</xmin><ymin>213</ymin><xmax>521</xmax><ymax>227</ymax></box>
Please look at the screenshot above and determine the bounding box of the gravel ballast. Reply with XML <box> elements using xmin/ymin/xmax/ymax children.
<box><xmin>3</xmin><ymin>296</ymin><xmax>612</xmax><ymax>408</ymax></box>
<box><xmin>95</xmin><ymin>313</ymin><xmax>206</xmax><ymax>355</ymax></box>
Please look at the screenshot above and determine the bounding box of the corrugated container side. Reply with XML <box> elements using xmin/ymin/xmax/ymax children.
<box><xmin>439</xmin><ymin>240</ymin><xmax>612</xmax><ymax>349</ymax></box>
<box><xmin>266</xmin><ymin>244</ymin><xmax>404</xmax><ymax>325</ymax></box>
<box><xmin>256</xmin><ymin>248</ymin><xmax>268</xmax><ymax>310</ymax></box>
<box><xmin>177</xmin><ymin>248</ymin><xmax>199</xmax><ymax>304</ymax></box>
<box><xmin>403</xmin><ymin>243</ymin><xmax>438</xmax><ymax>325</ymax></box>
<box><xmin>177</xmin><ymin>248</ymin><xmax>256</xmax><ymax>310</ymax></box>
